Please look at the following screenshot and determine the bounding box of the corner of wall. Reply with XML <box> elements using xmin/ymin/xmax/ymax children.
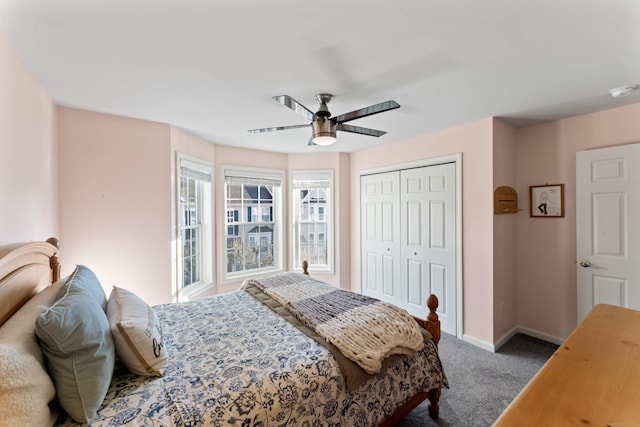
<box><xmin>0</xmin><ymin>33</ymin><xmax>58</xmax><ymax>244</ymax></box>
<box><xmin>492</xmin><ymin>118</ymin><xmax>519</xmax><ymax>344</ymax></box>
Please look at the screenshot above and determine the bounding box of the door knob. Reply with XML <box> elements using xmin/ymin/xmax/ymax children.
<box><xmin>579</xmin><ymin>260</ymin><xmax>592</xmax><ymax>268</ymax></box>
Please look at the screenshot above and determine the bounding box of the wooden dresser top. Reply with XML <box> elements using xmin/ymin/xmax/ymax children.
<box><xmin>493</xmin><ymin>304</ymin><xmax>640</xmax><ymax>426</ymax></box>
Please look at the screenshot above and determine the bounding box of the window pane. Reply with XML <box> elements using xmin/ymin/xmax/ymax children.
<box><xmin>180</xmin><ymin>175</ymin><xmax>202</xmax><ymax>288</ymax></box>
<box><xmin>224</xmin><ymin>174</ymin><xmax>281</xmax><ymax>277</ymax></box>
<box><xmin>181</xmin><ymin>225</ymin><xmax>201</xmax><ymax>287</ymax></box>
<box><xmin>292</xmin><ymin>173</ymin><xmax>331</xmax><ymax>271</ymax></box>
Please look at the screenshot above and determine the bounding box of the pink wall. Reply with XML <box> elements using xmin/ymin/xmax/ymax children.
<box><xmin>515</xmin><ymin>102</ymin><xmax>640</xmax><ymax>340</ymax></box>
<box><xmin>57</xmin><ymin>108</ymin><xmax>173</xmax><ymax>305</ymax></box>
<box><xmin>350</xmin><ymin>119</ymin><xmax>496</xmax><ymax>344</ymax></box>
<box><xmin>0</xmin><ymin>33</ymin><xmax>58</xmax><ymax>245</ymax></box>
<box><xmin>338</xmin><ymin>153</ymin><xmax>352</xmax><ymax>289</ymax></box>
<box><xmin>492</xmin><ymin>119</ymin><xmax>519</xmax><ymax>342</ymax></box>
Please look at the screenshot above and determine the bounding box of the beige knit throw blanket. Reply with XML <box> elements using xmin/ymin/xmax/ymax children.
<box><xmin>243</xmin><ymin>273</ymin><xmax>424</xmax><ymax>374</ymax></box>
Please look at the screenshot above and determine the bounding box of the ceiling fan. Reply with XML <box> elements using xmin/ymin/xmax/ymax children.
<box><xmin>248</xmin><ymin>94</ymin><xmax>400</xmax><ymax>146</ymax></box>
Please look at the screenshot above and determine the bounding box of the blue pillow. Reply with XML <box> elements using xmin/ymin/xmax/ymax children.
<box><xmin>66</xmin><ymin>265</ymin><xmax>107</xmax><ymax>310</ymax></box>
<box><xmin>35</xmin><ymin>282</ymin><xmax>115</xmax><ymax>423</ymax></box>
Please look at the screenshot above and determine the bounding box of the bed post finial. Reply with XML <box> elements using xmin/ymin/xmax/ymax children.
<box><xmin>302</xmin><ymin>260</ymin><xmax>309</xmax><ymax>275</ymax></box>
<box><xmin>427</xmin><ymin>294</ymin><xmax>439</xmax><ymax>321</ymax></box>
<box><xmin>426</xmin><ymin>294</ymin><xmax>441</xmax><ymax>347</ymax></box>
<box><xmin>46</xmin><ymin>237</ymin><xmax>61</xmax><ymax>282</ymax></box>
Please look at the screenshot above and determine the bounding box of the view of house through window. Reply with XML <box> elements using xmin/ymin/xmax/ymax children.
<box><xmin>224</xmin><ymin>167</ymin><xmax>283</xmax><ymax>279</ymax></box>
<box><xmin>291</xmin><ymin>171</ymin><xmax>333</xmax><ymax>273</ymax></box>
<box><xmin>178</xmin><ymin>155</ymin><xmax>213</xmax><ymax>296</ymax></box>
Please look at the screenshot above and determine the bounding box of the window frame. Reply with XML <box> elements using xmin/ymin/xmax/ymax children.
<box><xmin>176</xmin><ymin>153</ymin><xmax>214</xmax><ymax>300</ymax></box>
<box><xmin>290</xmin><ymin>169</ymin><xmax>334</xmax><ymax>275</ymax></box>
<box><xmin>221</xmin><ymin>165</ymin><xmax>285</xmax><ymax>283</ymax></box>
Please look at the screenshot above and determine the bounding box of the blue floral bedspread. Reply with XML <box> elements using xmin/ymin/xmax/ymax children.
<box><xmin>55</xmin><ymin>290</ymin><xmax>447</xmax><ymax>426</ymax></box>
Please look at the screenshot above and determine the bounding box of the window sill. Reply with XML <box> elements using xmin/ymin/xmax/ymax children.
<box><xmin>221</xmin><ymin>267</ymin><xmax>284</xmax><ymax>285</ymax></box>
<box><xmin>178</xmin><ymin>281</ymin><xmax>215</xmax><ymax>302</ymax></box>
<box><xmin>293</xmin><ymin>267</ymin><xmax>334</xmax><ymax>275</ymax></box>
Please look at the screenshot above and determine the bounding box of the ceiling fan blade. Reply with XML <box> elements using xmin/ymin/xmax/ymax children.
<box><xmin>307</xmin><ymin>136</ymin><xmax>317</xmax><ymax>146</ymax></box>
<box><xmin>337</xmin><ymin>123</ymin><xmax>386</xmax><ymax>137</ymax></box>
<box><xmin>273</xmin><ymin>95</ymin><xmax>315</xmax><ymax>122</ymax></box>
<box><xmin>248</xmin><ymin>124</ymin><xmax>310</xmax><ymax>134</ymax></box>
<box><xmin>333</xmin><ymin>100</ymin><xmax>400</xmax><ymax>124</ymax></box>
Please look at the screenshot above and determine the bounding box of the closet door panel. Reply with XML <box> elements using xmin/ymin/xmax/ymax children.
<box><xmin>406</xmin><ymin>201</ymin><xmax>422</xmax><ymax>246</ymax></box>
<box><xmin>382</xmin><ymin>254</ymin><xmax>396</xmax><ymax>296</ymax></box>
<box><xmin>407</xmin><ymin>259</ymin><xmax>424</xmax><ymax>307</ymax></box>
<box><xmin>423</xmin><ymin>164</ymin><xmax>456</xmax><ymax>334</ymax></box>
<box><xmin>360</xmin><ymin>171</ymin><xmax>401</xmax><ymax>306</ymax></box>
<box><xmin>364</xmin><ymin>252</ymin><xmax>378</xmax><ymax>292</ymax></box>
<box><xmin>401</xmin><ymin>168</ymin><xmax>427</xmax><ymax>316</ymax></box>
<box><xmin>430</xmin><ymin>263</ymin><xmax>446</xmax><ymax>312</ymax></box>
<box><xmin>429</xmin><ymin>200</ymin><xmax>446</xmax><ymax>248</ymax></box>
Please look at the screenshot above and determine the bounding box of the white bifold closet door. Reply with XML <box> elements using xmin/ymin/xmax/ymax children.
<box><xmin>361</xmin><ymin>163</ymin><xmax>456</xmax><ymax>334</ymax></box>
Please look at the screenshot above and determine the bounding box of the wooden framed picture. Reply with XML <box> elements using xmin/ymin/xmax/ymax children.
<box><xmin>530</xmin><ymin>184</ymin><xmax>564</xmax><ymax>217</ymax></box>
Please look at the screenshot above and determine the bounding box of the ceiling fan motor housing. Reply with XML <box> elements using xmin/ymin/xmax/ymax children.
<box><xmin>312</xmin><ymin>113</ymin><xmax>337</xmax><ymax>145</ymax></box>
<box><xmin>311</xmin><ymin>93</ymin><xmax>336</xmax><ymax>144</ymax></box>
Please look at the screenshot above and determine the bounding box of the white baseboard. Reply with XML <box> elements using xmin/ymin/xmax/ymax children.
<box><xmin>515</xmin><ymin>326</ymin><xmax>565</xmax><ymax>346</ymax></box>
<box><xmin>462</xmin><ymin>334</ymin><xmax>496</xmax><ymax>352</ymax></box>
<box><xmin>461</xmin><ymin>326</ymin><xmax>564</xmax><ymax>353</ymax></box>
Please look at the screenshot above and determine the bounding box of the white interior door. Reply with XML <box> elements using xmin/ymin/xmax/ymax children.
<box><xmin>361</xmin><ymin>162</ymin><xmax>457</xmax><ymax>335</ymax></box>
<box><xmin>576</xmin><ymin>143</ymin><xmax>640</xmax><ymax>323</ymax></box>
<box><xmin>401</xmin><ymin>164</ymin><xmax>456</xmax><ymax>334</ymax></box>
<box><xmin>360</xmin><ymin>171</ymin><xmax>402</xmax><ymax>307</ymax></box>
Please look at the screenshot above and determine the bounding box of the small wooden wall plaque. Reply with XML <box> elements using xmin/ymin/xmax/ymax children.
<box><xmin>494</xmin><ymin>186</ymin><xmax>518</xmax><ymax>214</ymax></box>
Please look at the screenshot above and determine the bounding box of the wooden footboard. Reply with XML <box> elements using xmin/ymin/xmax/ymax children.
<box><xmin>301</xmin><ymin>260</ymin><xmax>442</xmax><ymax>421</ymax></box>
<box><xmin>379</xmin><ymin>295</ymin><xmax>442</xmax><ymax>425</ymax></box>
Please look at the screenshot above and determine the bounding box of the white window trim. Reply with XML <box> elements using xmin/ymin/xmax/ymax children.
<box><xmin>220</xmin><ymin>165</ymin><xmax>285</xmax><ymax>284</ymax></box>
<box><xmin>290</xmin><ymin>169</ymin><xmax>334</xmax><ymax>275</ymax></box>
<box><xmin>176</xmin><ymin>153</ymin><xmax>215</xmax><ymax>300</ymax></box>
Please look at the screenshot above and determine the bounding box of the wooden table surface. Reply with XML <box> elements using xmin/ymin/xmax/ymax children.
<box><xmin>493</xmin><ymin>304</ymin><xmax>640</xmax><ymax>426</ymax></box>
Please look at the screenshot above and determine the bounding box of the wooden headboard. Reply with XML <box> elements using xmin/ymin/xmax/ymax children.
<box><xmin>0</xmin><ymin>237</ymin><xmax>60</xmax><ymax>327</ymax></box>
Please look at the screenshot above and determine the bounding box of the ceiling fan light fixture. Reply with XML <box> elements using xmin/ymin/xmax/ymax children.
<box><xmin>311</xmin><ymin>115</ymin><xmax>337</xmax><ymax>145</ymax></box>
<box><xmin>312</xmin><ymin>135</ymin><xmax>337</xmax><ymax>146</ymax></box>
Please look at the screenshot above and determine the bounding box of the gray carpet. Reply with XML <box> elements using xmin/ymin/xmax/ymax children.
<box><xmin>396</xmin><ymin>332</ymin><xmax>558</xmax><ymax>426</ymax></box>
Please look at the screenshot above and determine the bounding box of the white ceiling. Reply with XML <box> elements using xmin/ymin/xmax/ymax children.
<box><xmin>1</xmin><ymin>0</ymin><xmax>639</xmax><ymax>154</ymax></box>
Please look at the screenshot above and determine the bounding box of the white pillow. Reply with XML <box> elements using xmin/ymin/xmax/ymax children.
<box><xmin>0</xmin><ymin>277</ymin><xmax>65</xmax><ymax>427</ymax></box>
<box><xmin>0</xmin><ymin>344</ymin><xmax>57</xmax><ymax>427</ymax></box>
<box><xmin>107</xmin><ymin>286</ymin><xmax>167</xmax><ymax>376</ymax></box>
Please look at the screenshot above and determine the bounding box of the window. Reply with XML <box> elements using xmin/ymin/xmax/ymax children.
<box><xmin>177</xmin><ymin>154</ymin><xmax>213</xmax><ymax>299</ymax></box>
<box><xmin>223</xmin><ymin>166</ymin><xmax>284</xmax><ymax>281</ymax></box>
<box><xmin>291</xmin><ymin>170</ymin><xmax>333</xmax><ymax>274</ymax></box>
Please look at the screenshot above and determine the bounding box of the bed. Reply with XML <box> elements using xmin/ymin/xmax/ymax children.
<box><xmin>0</xmin><ymin>238</ymin><xmax>448</xmax><ymax>426</ymax></box>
